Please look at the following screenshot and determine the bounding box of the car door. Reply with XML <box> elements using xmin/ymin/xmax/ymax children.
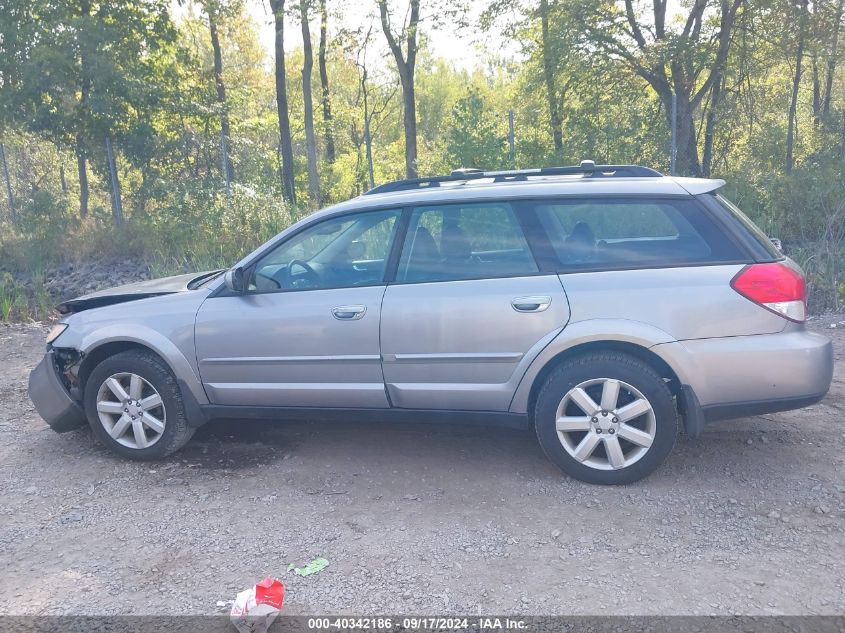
<box><xmin>380</xmin><ymin>201</ymin><xmax>570</xmax><ymax>411</ymax></box>
<box><xmin>195</xmin><ymin>208</ymin><xmax>401</xmax><ymax>408</ymax></box>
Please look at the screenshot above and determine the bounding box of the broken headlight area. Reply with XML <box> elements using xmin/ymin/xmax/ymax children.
<box><xmin>51</xmin><ymin>348</ymin><xmax>84</xmax><ymax>398</ymax></box>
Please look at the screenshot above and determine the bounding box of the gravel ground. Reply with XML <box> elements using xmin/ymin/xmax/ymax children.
<box><xmin>0</xmin><ymin>319</ymin><xmax>843</xmax><ymax>616</ymax></box>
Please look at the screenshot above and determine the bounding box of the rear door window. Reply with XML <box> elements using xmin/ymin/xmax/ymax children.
<box><xmin>533</xmin><ymin>198</ymin><xmax>744</xmax><ymax>269</ymax></box>
<box><xmin>396</xmin><ymin>203</ymin><xmax>538</xmax><ymax>283</ymax></box>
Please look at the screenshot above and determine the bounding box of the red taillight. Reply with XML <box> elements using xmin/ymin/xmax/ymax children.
<box><xmin>730</xmin><ymin>262</ymin><xmax>806</xmax><ymax>322</ymax></box>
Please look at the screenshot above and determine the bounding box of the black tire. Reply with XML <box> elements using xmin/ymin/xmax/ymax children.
<box><xmin>534</xmin><ymin>352</ymin><xmax>677</xmax><ymax>485</ymax></box>
<box><xmin>83</xmin><ymin>349</ymin><xmax>194</xmax><ymax>460</ymax></box>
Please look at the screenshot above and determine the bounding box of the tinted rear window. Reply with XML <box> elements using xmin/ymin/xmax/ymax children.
<box><xmin>533</xmin><ymin>197</ymin><xmax>744</xmax><ymax>269</ymax></box>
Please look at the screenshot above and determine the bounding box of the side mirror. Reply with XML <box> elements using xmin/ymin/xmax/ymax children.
<box><xmin>224</xmin><ymin>267</ymin><xmax>246</xmax><ymax>293</ymax></box>
<box><xmin>770</xmin><ymin>238</ymin><xmax>783</xmax><ymax>253</ymax></box>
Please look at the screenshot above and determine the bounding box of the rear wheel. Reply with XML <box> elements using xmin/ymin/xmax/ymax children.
<box><xmin>534</xmin><ymin>352</ymin><xmax>677</xmax><ymax>485</ymax></box>
<box><xmin>84</xmin><ymin>349</ymin><xmax>194</xmax><ymax>460</ymax></box>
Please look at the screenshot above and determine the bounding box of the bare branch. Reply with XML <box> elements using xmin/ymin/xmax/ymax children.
<box><xmin>624</xmin><ymin>0</ymin><xmax>648</xmax><ymax>48</ymax></box>
<box><xmin>691</xmin><ymin>0</ymin><xmax>744</xmax><ymax>109</ymax></box>
<box><xmin>654</xmin><ymin>0</ymin><xmax>666</xmax><ymax>38</ymax></box>
<box><xmin>377</xmin><ymin>0</ymin><xmax>406</xmax><ymax>76</ymax></box>
<box><xmin>680</xmin><ymin>0</ymin><xmax>707</xmax><ymax>42</ymax></box>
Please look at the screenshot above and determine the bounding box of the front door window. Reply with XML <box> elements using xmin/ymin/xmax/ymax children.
<box><xmin>252</xmin><ymin>209</ymin><xmax>400</xmax><ymax>292</ymax></box>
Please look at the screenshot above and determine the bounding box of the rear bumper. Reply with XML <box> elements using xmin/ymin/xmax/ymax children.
<box><xmin>28</xmin><ymin>352</ymin><xmax>87</xmax><ymax>433</ymax></box>
<box><xmin>654</xmin><ymin>328</ymin><xmax>833</xmax><ymax>421</ymax></box>
<box><xmin>701</xmin><ymin>391</ymin><xmax>828</xmax><ymax>422</ymax></box>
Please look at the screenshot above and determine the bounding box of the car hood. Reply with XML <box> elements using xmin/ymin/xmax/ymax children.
<box><xmin>56</xmin><ymin>270</ymin><xmax>223</xmax><ymax>314</ymax></box>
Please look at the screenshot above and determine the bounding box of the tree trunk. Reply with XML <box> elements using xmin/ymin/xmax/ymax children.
<box><xmin>400</xmin><ymin>74</ymin><xmax>418</xmax><ymax>179</ymax></box>
<box><xmin>105</xmin><ymin>136</ymin><xmax>124</xmax><ymax>227</ymax></box>
<box><xmin>364</xmin><ymin>118</ymin><xmax>375</xmax><ymax>190</ymax></box>
<box><xmin>358</xmin><ymin>40</ymin><xmax>376</xmax><ymax>190</ymax></box>
<box><xmin>318</xmin><ymin>0</ymin><xmax>335</xmax><ymax>163</ymax></box>
<box><xmin>0</xmin><ymin>142</ymin><xmax>15</xmax><ymax>222</ymax></box>
<box><xmin>76</xmin><ymin>0</ymin><xmax>91</xmax><ymax>219</ymax></box>
<box><xmin>812</xmin><ymin>56</ymin><xmax>821</xmax><ymax>124</ymax></box>
<box><xmin>201</xmin><ymin>118</ymin><xmax>214</xmax><ymax>181</ymax></box>
<box><xmin>135</xmin><ymin>166</ymin><xmax>149</xmax><ymax>216</ymax></box>
<box><xmin>823</xmin><ymin>0</ymin><xmax>845</xmax><ymax>118</ymax></box>
<box><xmin>270</xmin><ymin>0</ymin><xmax>296</xmax><ymax>204</ymax></box>
<box><xmin>702</xmin><ymin>76</ymin><xmax>722</xmax><ymax>177</ymax></box>
<box><xmin>75</xmin><ymin>134</ymin><xmax>89</xmax><ymax>219</ymax></box>
<box><xmin>208</xmin><ymin>11</ymin><xmax>235</xmax><ymax>186</ymax></box>
<box><xmin>612</xmin><ymin>0</ymin><xmax>741</xmax><ymax>177</ymax></box>
<box><xmin>661</xmin><ymin>87</ymin><xmax>701</xmax><ymax>176</ymax></box>
<box><xmin>540</xmin><ymin>0</ymin><xmax>563</xmax><ymax>160</ymax></box>
<box><xmin>59</xmin><ymin>164</ymin><xmax>68</xmax><ymax>194</ymax></box>
<box><xmin>508</xmin><ymin>110</ymin><xmax>516</xmax><ymax>167</ymax></box>
<box><xmin>378</xmin><ymin>0</ymin><xmax>420</xmax><ymax>179</ymax></box>
<box><xmin>786</xmin><ymin>0</ymin><xmax>808</xmax><ymax>174</ymax></box>
<box><xmin>841</xmin><ymin>111</ymin><xmax>845</xmax><ymax>163</ymax></box>
<box><xmin>676</xmin><ymin>107</ymin><xmax>701</xmax><ymax>176</ymax></box>
<box><xmin>300</xmin><ymin>0</ymin><xmax>321</xmax><ymax>206</ymax></box>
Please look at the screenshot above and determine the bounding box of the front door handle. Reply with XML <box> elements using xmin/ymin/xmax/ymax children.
<box><xmin>331</xmin><ymin>305</ymin><xmax>367</xmax><ymax>320</ymax></box>
<box><xmin>511</xmin><ymin>296</ymin><xmax>552</xmax><ymax>312</ymax></box>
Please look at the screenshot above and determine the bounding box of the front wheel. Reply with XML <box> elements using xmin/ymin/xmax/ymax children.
<box><xmin>84</xmin><ymin>349</ymin><xmax>194</xmax><ymax>460</ymax></box>
<box><xmin>534</xmin><ymin>352</ymin><xmax>678</xmax><ymax>485</ymax></box>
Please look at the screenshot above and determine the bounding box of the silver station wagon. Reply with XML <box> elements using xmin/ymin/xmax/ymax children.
<box><xmin>29</xmin><ymin>162</ymin><xmax>833</xmax><ymax>484</ymax></box>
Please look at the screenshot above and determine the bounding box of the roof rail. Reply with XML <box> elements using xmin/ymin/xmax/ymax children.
<box><xmin>364</xmin><ymin>160</ymin><xmax>663</xmax><ymax>196</ymax></box>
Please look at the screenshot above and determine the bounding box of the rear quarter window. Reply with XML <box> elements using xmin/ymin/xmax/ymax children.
<box><xmin>709</xmin><ymin>193</ymin><xmax>783</xmax><ymax>261</ymax></box>
<box><xmin>533</xmin><ymin>197</ymin><xmax>745</xmax><ymax>270</ymax></box>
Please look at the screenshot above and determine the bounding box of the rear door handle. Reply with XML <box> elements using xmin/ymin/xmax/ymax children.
<box><xmin>511</xmin><ymin>296</ymin><xmax>552</xmax><ymax>312</ymax></box>
<box><xmin>331</xmin><ymin>305</ymin><xmax>367</xmax><ymax>320</ymax></box>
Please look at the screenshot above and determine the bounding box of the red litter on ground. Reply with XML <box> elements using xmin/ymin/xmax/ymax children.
<box><xmin>255</xmin><ymin>577</ymin><xmax>284</xmax><ymax>608</ymax></box>
<box><xmin>230</xmin><ymin>577</ymin><xmax>285</xmax><ymax>633</ymax></box>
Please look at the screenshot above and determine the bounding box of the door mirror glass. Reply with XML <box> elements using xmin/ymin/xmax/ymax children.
<box><xmin>224</xmin><ymin>267</ymin><xmax>246</xmax><ymax>293</ymax></box>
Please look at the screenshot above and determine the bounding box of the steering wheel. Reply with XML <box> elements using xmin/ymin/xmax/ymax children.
<box><xmin>282</xmin><ymin>259</ymin><xmax>321</xmax><ymax>289</ymax></box>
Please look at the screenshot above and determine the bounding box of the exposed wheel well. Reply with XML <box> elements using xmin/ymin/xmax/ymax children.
<box><xmin>77</xmin><ymin>342</ymin><xmax>171</xmax><ymax>395</ymax></box>
<box><xmin>526</xmin><ymin>340</ymin><xmax>682</xmax><ymax>416</ymax></box>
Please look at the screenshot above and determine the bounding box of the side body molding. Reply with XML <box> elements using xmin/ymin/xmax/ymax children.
<box><xmin>508</xmin><ymin>319</ymin><xmax>679</xmax><ymax>414</ymax></box>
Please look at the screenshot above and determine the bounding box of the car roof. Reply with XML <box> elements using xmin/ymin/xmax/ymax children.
<box><xmin>318</xmin><ymin>175</ymin><xmax>726</xmax><ymax>219</ymax></box>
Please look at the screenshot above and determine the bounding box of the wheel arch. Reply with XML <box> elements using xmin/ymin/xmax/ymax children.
<box><xmin>509</xmin><ymin>320</ymin><xmax>686</xmax><ymax>415</ymax></box>
<box><xmin>73</xmin><ymin>325</ymin><xmax>208</xmax><ymax>406</ymax></box>
<box><xmin>77</xmin><ymin>341</ymin><xmax>166</xmax><ymax>393</ymax></box>
<box><xmin>524</xmin><ymin>341</ymin><xmax>682</xmax><ymax>417</ymax></box>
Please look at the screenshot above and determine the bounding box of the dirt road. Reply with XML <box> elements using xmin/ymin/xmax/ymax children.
<box><xmin>0</xmin><ymin>320</ymin><xmax>843</xmax><ymax>615</ymax></box>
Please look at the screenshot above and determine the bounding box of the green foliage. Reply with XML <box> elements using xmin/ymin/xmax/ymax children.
<box><xmin>0</xmin><ymin>182</ymin><xmax>307</xmax><ymax>301</ymax></box>
<box><xmin>2</xmin><ymin>0</ymin><xmax>845</xmax><ymax>317</ymax></box>
<box><xmin>446</xmin><ymin>87</ymin><xmax>509</xmax><ymax>170</ymax></box>
<box><xmin>136</xmin><ymin>183</ymin><xmax>301</xmax><ymax>271</ymax></box>
<box><xmin>0</xmin><ymin>271</ymin><xmax>52</xmax><ymax>322</ymax></box>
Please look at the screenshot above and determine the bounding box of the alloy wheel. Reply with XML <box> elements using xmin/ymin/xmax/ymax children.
<box><xmin>554</xmin><ymin>377</ymin><xmax>656</xmax><ymax>471</ymax></box>
<box><xmin>95</xmin><ymin>372</ymin><xmax>166</xmax><ymax>449</ymax></box>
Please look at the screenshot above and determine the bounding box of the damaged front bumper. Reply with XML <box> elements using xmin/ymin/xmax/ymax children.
<box><xmin>28</xmin><ymin>350</ymin><xmax>87</xmax><ymax>433</ymax></box>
